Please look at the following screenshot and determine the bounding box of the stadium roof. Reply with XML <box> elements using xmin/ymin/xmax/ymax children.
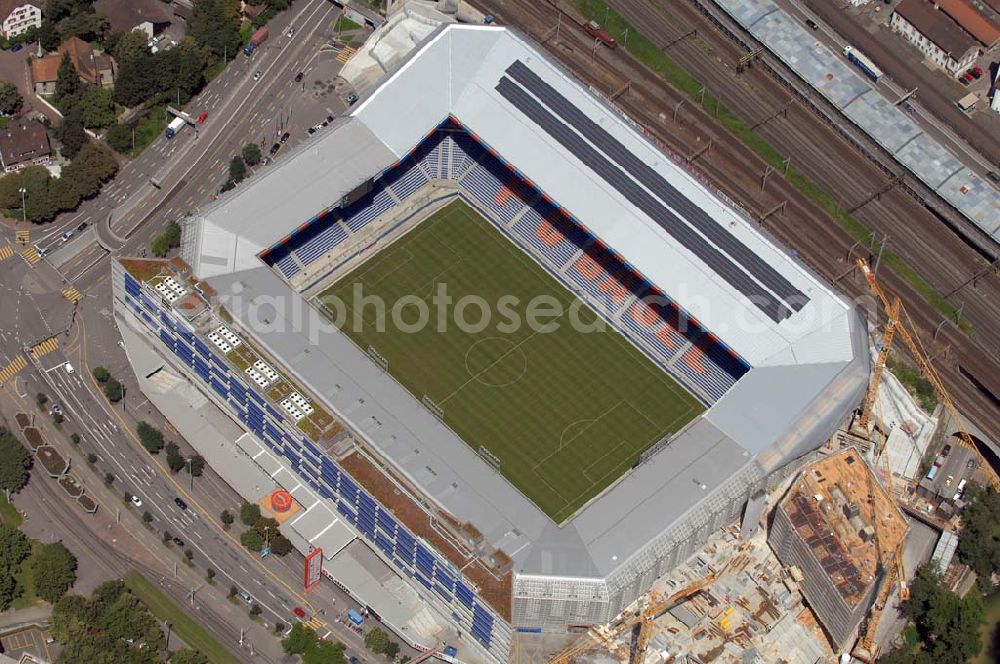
<box><xmin>186</xmin><ymin>25</ymin><xmax>867</xmax><ymax>578</ymax></box>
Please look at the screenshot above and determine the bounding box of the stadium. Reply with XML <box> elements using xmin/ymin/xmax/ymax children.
<box><xmin>113</xmin><ymin>24</ymin><xmax>868</xmax><ymax>664</ymax></box>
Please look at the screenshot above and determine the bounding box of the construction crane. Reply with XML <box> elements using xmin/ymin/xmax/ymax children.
<box><xmin>857</xmin><ymin>538</ymin><xmax>908</xmax><ymax>662</ymax></box>
<box><xmin>856</xmin><ymin>258</ymin><xmax>1000</xmax><ymax>490</ymax></box>
<box><xmin>548</xmin><ymin>573</ymin><xmax>715</xmax><ymax>664</ymax></box>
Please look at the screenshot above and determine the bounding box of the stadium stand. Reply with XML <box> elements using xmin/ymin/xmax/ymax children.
<box><xmin>260</xmin><ymin>122</ymin><xmax>750</xmax><ymax>402</ymax></box>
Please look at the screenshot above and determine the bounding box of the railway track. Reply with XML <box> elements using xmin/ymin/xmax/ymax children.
<box><xmin>472</xmin><ymin>0</ymin><xmax>1000</xmax><ymax>442</ymax></box>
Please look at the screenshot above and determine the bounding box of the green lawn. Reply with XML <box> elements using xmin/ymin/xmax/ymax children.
<box><xmin>316</xmin><ymin>201</ymin><xmax>703</xmax><ymax>523</ymax></box>
<box><xmin>124</xmin><ymin>571</ymin><xmax>241</xmax><ymax>664</ymax></box>
<box><xmin>0</xmin><ymin>495</ymin><xmax>23</xmax><ymax>527</ymax></box>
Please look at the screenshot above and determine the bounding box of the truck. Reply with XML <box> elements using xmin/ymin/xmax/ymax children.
<box><xmin>843</xmin><ymin>45</ymin><xmax>882</xmax><ymax>83</ymax></box>
<box><xmin>164</xmin><ymin>116</ymin><xmax>186</xmax><ymax>139</ymax></box>
<box><xmin>583</xmin><ymin>20</ymin><xmax>617</xmax><ymax>49</ymax></box>
<box><xmin>244</xmin><ymin>26</ymin><xmax>268</xmax><ymax>56</ymax></box>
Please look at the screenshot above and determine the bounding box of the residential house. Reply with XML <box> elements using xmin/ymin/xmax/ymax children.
<box><xmin>0</xmin><ymin>116</ymin><xmax>50</xmax><ymax>172</ymax></box>
<box><xmin>0</xmin><ymin>0</ymin><xmax>41</xmax><ymax>40</ymax></box>
<box><xmin>890</xmin><ymin>0</ymin><xmax>981</xmax><ymax>76</ymax></box>
<box><xmin>30</xmin><ymin>36</ymin><xmax>116</xmax><ymax>95</ymax></box>
<box><xmin>94</xmin><ymin>0</ymin><xmax>172</xmax><ymax>41</ymax></box>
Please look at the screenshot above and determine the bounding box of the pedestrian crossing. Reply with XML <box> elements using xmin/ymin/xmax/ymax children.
<box><xmin>22</xmin><ymin>246</ymin><xmax>39</xmax><ymax>265</ymax></box>
<box><xmin>335</xmin><ymin>46</ymin><xmax>355</xmax><ymax>64</ymax></box>
<box><xmin>29</xmin><ymin>337</ymin><xmax>58</xmax><ymax>360</ymax></box>
<box><xmin>62</xmin><ymin>287</ymin><xmax>83</xmax><ymax>304</ymax></box>
<box><xmin>304</xmin><ymin>617</ymin><xmax>326</xmax><ymax>631</ymax></box>
<box><xmin>0</xmin><ymin>356</ymin><xmax>26</xmax><ymax>385</ymax></box>
<box><xmin>0</xmin><ymin>245</ymin><xmax>14</xmax><ymax>262</ymax></box>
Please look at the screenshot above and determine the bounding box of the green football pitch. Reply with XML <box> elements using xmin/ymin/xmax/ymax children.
<box><xmin>315</xmin><ymin>200</ymin><xmax>704</xmax><ymax>523</ymax></box>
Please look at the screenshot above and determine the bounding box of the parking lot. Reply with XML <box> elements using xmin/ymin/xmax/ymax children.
<box><xmin>0</xmin><ymin>625</ymin><xmax>55</xmax><ymax>662</ymax></box>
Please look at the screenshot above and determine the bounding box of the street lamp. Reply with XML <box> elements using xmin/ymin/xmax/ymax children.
<box><xmin>18</xmin><ymin>187</ymin><xmax>26</xmax><ymax>223</ymax></box>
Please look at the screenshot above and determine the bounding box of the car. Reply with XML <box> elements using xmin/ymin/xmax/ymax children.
<box><xmin>173</xmin><ymin>497</ymin><xmax>188</xmax><ymax>510</ymax></box>
<box><xmin>75</xmin><ymin>222</ymin><xmax>87</xmax><ymax>233</ymax></box>
<box><xmin>970</xmin><ymin>65</ymin><xmax>983</xmax><ymax>79</ymax></box>
<box><xmin>269</xmin><ymin>143</ymin><xmax>280</xmax><ymax>156</ymax></box>
<box><xmin>805</xmin><ymin>18</ymin><xmax>819</xmax><ymax>30</ymax></box>
<box><xmin>253</xmin><ymin>70</ymin><xmax>262</xmax><ymax>81</ymax></box>
<box><xmin>61</xmin><ymin>229</ymin><xmax>74</xmax><ymax>241</ymax></box>
<box><xmin>904</xmin><ymin>102</ymin><xmax>916</xmax><ymax>113</ymax></box>
<box><xmin>50</xmin><ymin>404</ymin><xmax>63</xmax><ymax>417</ymax></box>
<box><xmin>130</xmin><ymin>495</ymin><xmax>143</xmax><ymax>507</ymax></box>
<box><xmin>287</xmin><ymin>26</ymin><xmax>295</xmax><ymax>37</ymax></box>
<box><xmin>346</xmin><ymin>93</ymin><xmax>358</xmax><ymax>105</ymax></box>
<box><xmin>280</xmin><ymin>131</ymin><xmax>290</xmax><ymax>143</ymax></box>
<box><xmin>959</xmin><ymin>72</ymin><xmax>973</xmax><ymax>85</ymax></box>
<box><xmin>987</xmin><ymin>170</ymin><xmax>1000</xmax><ymax>183</ymax></box>
<box><xmin>197</xmin><ymin>111</ymin><xmax>208</xmax><ymax>124</ymax></box>
<box><xmin>326</xmin><ymin>115</ymin><xmax>334</xmax><ymax>123</ymax></box>
<box><xmin>307</xmin><ymin>127</ymin><xmax>316</xmax><ymax>135</ymax></box>
<box><xmin>293</xmin><ymin>606</ymin><xmax>306</xmax><ymax>618</ymax></box>
<box><xmin>238</xmin><ymin>590</ymin><xmax>253</xmax><ymax>604</ymax></box>
<box><xmin>967</xmin><ymin>458</ymin><xmax>977</xmax><ymax>470</ymax></box>
<box><xmin>118</xmin><ymin>339</ymin><xmax>126</xmax><ymax>349</ymax></box>
<box><xmin>349</xmin><ymin>658</ymin><xmax>361</xmax><ymax>664</ymax></box>
<box><xmin>172</xmin><ymin>537</ymin><xmax>185</xmax><ymax>547</ymax></box>
<box><xmin>294</xmin><ymin>71</ymin><xmax>304</xmax><ymax>82</ymax></box>
<box><xmin>443</xmin><ymin>646</ymin><xmax>458</xmax><ymax>657</ymax></box>
<box><xmin>64</xmin><ymin>362</ymin><xmax>75</xmax><ymax>374</ymax></box>
<box><xmin>10</xmin><ymin>43</ymin><xmax>22</xmax><ymax>53</ymax></box>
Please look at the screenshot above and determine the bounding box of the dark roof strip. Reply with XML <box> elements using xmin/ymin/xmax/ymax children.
<box><xmin>505</xmin><ymin>60</ymin><xmax>808</xmax><ymax>312</ymax></box>
<box><xmin>495</xmin><ymin>76</ymin><xmax>791</xmax><ymax>322</ymax></box>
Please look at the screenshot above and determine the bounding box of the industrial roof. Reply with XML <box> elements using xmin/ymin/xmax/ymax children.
<box><xmin>894</xmin><ymin>0</ymin><xmax>980</xmax><ymax>58</ymax></box>
<box><xmin>188</xmin><ymin>25</ymin><xmax>868</xmax><ymax>579</ymax></box>
<box><xmin>716</xmin><ymin>0</ymin><xmax>1000</xmax><ymax>246</ymax></box>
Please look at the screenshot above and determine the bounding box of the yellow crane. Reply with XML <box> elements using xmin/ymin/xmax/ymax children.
<box><xmin>549</xmin><ymin>573</ymin><xmax>715</xmax><ymax>664</ymax></box>
<box><xmin>855</xmin><ymin>258</ymin><xmax>999</xmax><ymax>491</ymax></box>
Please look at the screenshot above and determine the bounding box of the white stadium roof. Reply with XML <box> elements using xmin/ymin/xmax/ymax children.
<box><xmin>185</xmin><ymin>25</ymin><xmax>867</xmax><ymax>579</ymax></box>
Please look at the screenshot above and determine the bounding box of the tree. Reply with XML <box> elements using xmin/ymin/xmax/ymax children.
<box><xmin>0</xmin><ymin>522</ymin><xmax>30</xmax><ymax>569</ymax></box>
<box><xmin>163</xmin><ymin>530</ymin><xmax>172</xmax><ymax>543</ymax></box>
<box><xmin>105</xmin><ymin>122</ymin><xmax>134</xmax><ymax>154</ymax></box>
<box><xmin>249</xmin><ymin>603</ymin><xmax>262</xmax><ymax>617</ymax></box>
<box><xmin>86</xmin><ymin>453</ymin><xmax>97</xmax><ymax>464</ymax></box>
<box><xmin>136</xmin><ymin>422</ymin><xmax>164</xmax><ymax>454</ymax></box>
<box><xmin>239</xmin><ymin>502</ymin><xmax>261</xmax><ymax>526</ymax></box>
<box><xmin>70</xmin><ymin>433</ymin><xmax>80</xmax><ymax>445</ymax></box>
<box><xmin>20</xmin><ymin>166</ymin><xmax>59</xmax><ymax>222</ymax></box>
<box><xmin>184</xmin><ymin>549</ymin><xmax>193</xmax><ymax>562</ymax></box>
<box><xmin>92</xmin><ymin>366</ymin><xmax>110</xmax><ymax>382</ymax></box>
<box><xmin>103</xmin><ymin>377</ymin><xmax>123</xmax><ymax>402</ymax></box>
<box><xmin>150</xmin><ymin>233</ymin><xmax>170</xmax><ymax>258</ymax></box>
<box><xmin>242</xmin><ymin>143</ymin><xmax>261</xmax><ymax>166</ymax></box>
<box><xmin>55</xmin><ymin>51</ymin><xmax>81</xmax><ymax>100</ymax></box>
<box><xmin>50</xmin><ymin>593</ymin><xmax>89</xmax><ymax>642</ymax></box>
<box><xmin>103</xmin><ymin>472</ymin><xmax>114</xmax><ymax>485</ymax></box>
<box><xmin>957</xmin><ymin>485</ymin><xmax>1000</xmax><ymax>592</ymax></box>
<box><xmin>189</xmin><ymin>0</ymin><xmax>241</xmax><ymax>59</ymax></box>
<box><xmin>364</xmin><ymin>627</ymin><xmax>391</xmax><ymax>655</ymax></box>
<box><xmin>36</xmin><ymin>392</ymin><xmax>48</xmax><ymax>407</ymax></box>
<box><xmin>38</xmin><ymin>19</ymin><xmax>61</xmax><ymax>51</ymax></box>
<box><xmin>105</xmin><ymin>29</ymin><xmax>148</xmax><ymax>65</ymax></box>
<box><xmin>220</xmin><ymin>509</ymin><xmax>234</xmax><ymax>528</ymax></box>
<box><xmin>78</xmin><ymin>86</ymin><xmax>116</xmax><ymax>129</ymax></box>
<box><xmin>30</xmin><ymin>541</ymin><xmax>78</xmax><ymax>603</ymax></box>
<box><xmin>188</xmin><ymin>455</ymin><xmax>205</xmax><ymax>477</ymax></box>
<box><xmin>170</xmin><ymin>650</ymin><xmax>209</xmax><ymax>664</ymax></box>
<box><xmin>274</xmin><ymin>621</ymin><xmax>285</xmax><ymax>634</ymax></box>
<box><xmin>239</xmin><ymin>528</ymin><xmax>263</xmax><ymax>552</ymax></box>
<box><xmin>228</xmin><ymin>155</ymin><xmax>246</xmax><ymax>182</ymax></box>
<box><xmin>205</xmin><ymin>568</ymin><xmax>215</xmax><ymax>582</ymax></box>
<box><xmin>59</xmin><ymin>10</ymin><xmax>108</xmax><ymax>42</ymax></box>
<box><xmin>57</xmin><ymin>107</ymin><xmax>88</xmax><ymax>160</ymax></box>
<box><xmin>304</xmin><ymin>639</ymin><xmax>347</xmax><ymax>664</ymax></box>
<box><xmin>142</xmin><ymin>511</ymin><xmax>153</xmax><ymax>524</ymax></box>
<box><xmin>228</xmin><ymin>584</ymin><xmax>237</xmax><ymax>598</ymax></box>
<box><xmin>163</xmin><ymin>220</ymin><xmax>182</xmax><ymax>247</ymax></box>
<box><xmin>0</xmin><ymin>82</ymin><xmax>22</xmax><ymax>116</ymax></box>
<box><xmin>282</xmin><ymin>623</ymin><xmax>318</xmax><ymax>655</ymax></box>
<box><xmin>269</xmin><ymin>533</ymin><xmax>293</xmax><ymax>557</ymax></box>
<box><xmin>165</xmin><ymin>442</ymin><xmax>185</xmax><ymax>473</ymax></box>
<box><xmin>0</xmin><ymin>428</ymin><xmax>30</xmax><ymax>495</ymax></box>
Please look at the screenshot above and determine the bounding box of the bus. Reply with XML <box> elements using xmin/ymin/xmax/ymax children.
<box><xmin>844</xmin><ymin>45</ymin><xmax>883</xmax><ymax>82</ymax></box>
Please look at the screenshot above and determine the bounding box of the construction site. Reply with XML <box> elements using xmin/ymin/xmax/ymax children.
<box><xmin>533</xmin><ymin>258</ymin><xmax>1000</xmax><ymax>664</ymax></box>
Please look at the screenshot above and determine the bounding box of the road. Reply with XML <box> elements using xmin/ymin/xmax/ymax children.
<box><xmin>477</xmin><ymin>0</ymin><xmax>1000</xmax><ymax>444</ymax></box>
<box><xmin>40</xmin><ymin>0</ymin><xmax>343</xmax><ymax>286</ymax></box>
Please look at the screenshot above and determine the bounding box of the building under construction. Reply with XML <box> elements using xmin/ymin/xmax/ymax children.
<box><xmin>768</xmin><ymin>449</ymin><xmax>908</xmax><ymax>652</ymax></box>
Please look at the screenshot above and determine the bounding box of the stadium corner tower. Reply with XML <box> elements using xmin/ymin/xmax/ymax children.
<box><xmin>112</xmin><ymin>25</ymin><xmax>868</xmax><ymax>663</ymax></box>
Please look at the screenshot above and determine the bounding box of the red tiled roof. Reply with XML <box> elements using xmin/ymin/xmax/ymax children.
<box><xmin>934</xmin><ymin>0</ymin><xmax>1000</xmax><ymax>46</ymax></box>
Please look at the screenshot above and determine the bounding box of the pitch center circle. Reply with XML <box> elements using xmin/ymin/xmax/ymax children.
<box><xmin>464</xmin><ymin>336</ymin><xmax>528</xmax><ymax>388</ymax></box>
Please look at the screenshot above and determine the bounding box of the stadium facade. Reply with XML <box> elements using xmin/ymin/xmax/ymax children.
<box><xmin>113</xmin><ymin>25</ymin><xmax>868</xmax><ymax>663</ymax></box>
